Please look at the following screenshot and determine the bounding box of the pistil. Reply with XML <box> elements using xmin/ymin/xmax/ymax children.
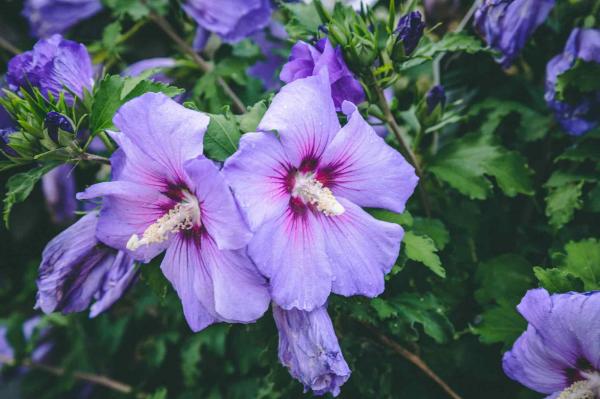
<box><xmin>292</xmin><ymin>173</ymin><xmax>344</xmax><ymax>216</ymax></box>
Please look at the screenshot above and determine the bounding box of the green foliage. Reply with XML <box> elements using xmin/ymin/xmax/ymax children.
<box><xmin>403</xmin><ymin>232</ymin><xmax>446</xmax><ymax>278</ymax></box>
<box><xmin>555</xmin><ymin>59</ymin><xmax>600</xmax><ymax>101</ymax></box>
<box><xmin>204</xmin><ymin>110</ymin><xmax>242</xmax><ymax>161</ymax></box>
<box><xmin>102</xmin><ymin>0</ymin><xmax>168</xmax><ymax>19</ymax></box>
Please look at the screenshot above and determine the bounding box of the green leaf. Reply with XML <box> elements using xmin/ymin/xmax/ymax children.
<box><xmin>545</xmin><ymin>181</ymin><xmax>583</xmax><ymax>228</ymax></box>
<box><xmin>90</xmin><ymin>75</ymin><xmax>125</xmax><ymax>134</ymax></box>
<box><xmin>412</xmin><ymin>217</ymin><xmax>450</xmax><ymax>250</ymax></box>
<box><xmin>204</xmin><ymin>112</ymin><xmax>242</xmax><ymax>161</ymax></box>
<box><xmin>370</xmin><ymin>298</ymin><xmax>398</xmax><ymax>319</ymax></box>
<box><xmin>147</xmin><ymin>388</ymin><xmax>168</xmax><ymax>399</ymax></box>
<box><xmin>403</xmin><ymin>232</ymin><xmax>445</xmax><ymax>278</ymax></box>
<box><xmin>475</xmin><ymin>254</ymin><xmax>533</xmax><ymax>306</ymax></box>
<box><xmin>399</xmin><ymin>33</ymin><xmax>486</xmax><ymax>70</ymax></box>
<box><xmin>562</xmin><ymin>239</ymin><xmax>600</xmax><ymax>290</ymax></box>
<box><xmin>237</xmin><ymin>101</ymin><xmax>267</xmax><ymax>133</ymax></box>
<box><xmin>430</xmin><ymin>134</ymin><xmax>533</xmax><ymax>199</ymax></box>
<box><xmin>140</xmin><ymin>263</ymin><xmax>169</xmax><ymax>300</ymax></box>
<box><xmin>102</xmin><ymin>0</ymin><xmax>168</xmax><ymax>19</ymax></box>
<box><xmin>533</xmin><ymin>266</ymin><xmax>584</xmax><ymax>293</ymax></box>
<box><xmin>368</xmin><ymin>209</ymin><xmax>413</xmax><ymax>227</ymax></box>
<box><xmin>474</xmin><ymin>302</ymin><xmax>525</xmax><ymax>347</ymax></box>
<box><xmin>3</xmin><ymin>163</ymin><xmax>57</xmax><ymax>227</ymax></box>
<box><xmin>390</xmin><ymin>293</ymin><xmax>454</xmax><ymax>344</ymax></box>
<box><xmin>555</xmin><ymin>59</ymin><xmax>600</xmax><ymax>101</ymax></box>
<box><xmin>281</xmin><ymin>2</ymin><xmax>322</xmax><ymax>39</ymax></box>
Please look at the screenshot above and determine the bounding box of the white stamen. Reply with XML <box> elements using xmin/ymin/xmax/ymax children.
<box><xmin>558</xmin><ymin>372</ymin><xmax>600</xmax><ymax>399</ymax></box>
<box><xmin>126</xmin><ymin>191</ymin><xmax>200</xmax><ymax>251</ymax></box>
<box><xmin>293</xmin><ymin>173</ymin><xmax>344</xmax><ymax>216</ymax></box>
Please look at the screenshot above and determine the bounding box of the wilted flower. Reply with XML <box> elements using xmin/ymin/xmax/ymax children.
<box><xmin>426</xmin><ymin>85</ymin><xmax>446</xmax><ymax>114</ymax></box>
<box><xmin>78</xmin><ymin>93</ymin><xmax>270</xmax><ymax>331</ymax></box>
<box><xmin>273</xmin><ymin>304</ymin><xmax>351</xmax><ymax>396</ymax></box>
<box><xmin>6</xmin><ymin>34</ymin><xmax>94</xmax><ymax>104</ymax></box>
<box><xmin>183</xmin><ymin>0</ymin><xmax>272</xmax><ymax>44</ymax></box>
<box><xmin>395</xmin><ymin>11</ymin><xmax>425</xmax><ymax>56</ymax></box>
<box><xmin>545</xmin><ymin>28</ymin><xmax>600</xmax><ymax>136</ymax></box>
<box><xmin>23</xmin><ymin>0</ymin><xmax>103</xmax><ymax>38</ymax></box>
<box><xmin>248</xmin><ymin>22</ymin><xmax>288</xmax><ymax>91</ymax></box>
<box><xmin>280</xmin><ymin>38</ymin><xmax>365</xmax><ymax>110</ymax></box>
<box><xmin>0</xmin><ymin>128</ymin><xmax>18</xmax><ymax>157</ymax></box>
<box><xmin>36</xmin><ymin>211</ymin><xmax>137</xmax><ymax>316</ymax></box>
<box><xmin>122</xmin><ymin>58</ymin><xmax>177</xmax><ymax>84</ymax></box>
<box><xmin>41</xmin><ymin>165</ymin><xmax>76</xmax><ymax>225</ymax></box>
<box><xmin>474</xmin><ymin>0</ymin><xmax>555</xmax><ymax>68</ymax></box>
<box><xmin>503</xmin><ymin>288</ymin><xmax>600</xmax><ymax>398</ymax></box>
<box><xmin>224</xmin><ymin>72</ymin><xmax>418</xmax><ymax>311</ymax></box>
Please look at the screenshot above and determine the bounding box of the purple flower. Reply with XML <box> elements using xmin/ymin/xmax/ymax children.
<box><xmin>395</xmin><ymin>11</ymin><xmax>425</xmax><ymax>56</ymax></box>
<box><xmin>474</xmin><ymin>0</ymin><xmax>555</xmax><ymax>68</ymax></box>
<box><xmin>36</xmin><ymin>211</ymin><xmax>137</xmax><ymax>317</ymax></box>
<box><xmin>280</xmin><ymin>38</ymin><xmax>365</xmax><ymax>111</ymax></box>
<box><xmin>223</xmin><ymin>72</ymin><xmax>418</xmax><ymax>311</ymax></box>
<box><xmin>0</xmin><ymin>128</ymin><xmax>18</xmax><ymax>157</ymax></box>
<box><xmin>77</xmin><ymin>93</ymin><xmax>270</xmax><ymax>331</ymax></box>
<box><xmin>183</xmin><ymin>0</ymin><xmax>272</xmax><ymax>44</ymax></box>
<box><xmin>273</xmin><ymin>304</ymin><xmax>351</xmax><ymax>396</ymax></box>
<box><xmin>0</xmin><ymin>317</ymin><xmax>52</xmax><ymax>368</ymax></box>
<box><xmin>6</xmin><ymin>34</ymin><xmax>94</xmax><ymax>104</ymax></box>
<box><xmin>248</xmin><ymin>22</ymin><xmax>288</xmax><ymax>91</ymax></box>
<box><xmin>122</xmin><ymin>58</ymin><xmax>177</xmax><ymax>85</ymax></box>
<box><xmin>426</xmin><ymin>85</ymin><xmax>446</xmax><ymax>114</ymax></box>
<box><xmin>41</xmin><ymin>165</ymin><xmax>76</xmax><ymax>224</ymax></box>
<box><xmin>503</xmin><ymin>288</ymin><xmax>600</xmax><ymax>398</ymax></box>
<box><xmin>23</xmin><ymin>0</ymin><xmax>103</xmax><ymax>38</ymax></box>
<box><xmin>545</xmin><ymin>28</ymin><xmax>600</xmax><ymax>136</ymax></box>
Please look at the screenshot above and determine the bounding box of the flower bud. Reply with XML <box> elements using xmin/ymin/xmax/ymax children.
<box><xmin>426</xmin><ymin>85</ymin><xmax>446</xmax><ymax>114</ymax></box>
<box><xmin>0</xmin><ymin>128</ymin><xmax>18</xmax><ymax>157</ymax></box>
<box><xmin>44</xmin><ymin>111</ymin><xmax>74</xmax><ymax>143</ymax></box>
<box><xmin>395</xmin><ymin>11</ymin><xmax>425</xmax><ymax>56</ymax></box>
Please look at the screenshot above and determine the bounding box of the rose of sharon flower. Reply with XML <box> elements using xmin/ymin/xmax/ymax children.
<box><xmin>78</xmin><ymin>93</ymin><xmax>270</xmax><ymax>331</ymax></box>
<box><xmin>503</xmin><ymin>288</ymin><xmax>600</xmax><ymax>398</ymax></box>
<box><xmin>273</xmin><ymin>304</ymin><xmax>351</xmax><ymax>397</ymax></box>
<box><xmin>6</xmin><ymin>34</ymin><xmax>94</xmax><ymax>104</ymax></box>
<box><xmin>474</xmin><ymin>0</ymin><xmax>555</xmax><ymax>68</ymax></box>
<box><xmin>36</xmin><ymin>211</ymin><xmax>137</xmax><ymax>317</ymax></box>
<box><xmin>280</xmin><ymin>38</ymin><xmax>365</xmax><ymax>111</ymax></box>
<box><xmin>183</xmin><ymin>0</ymin><xmax>272</xmax><ymax>44</ymax></box>
<box><xmin>23</xmin><ymin>0</ymin><xmax>103</xmax><ymax>38</ymax></box>
<box><xmin>41</xmin><ymin>164</ymin><xmax>76</xmax><ymax>225</ymax></box>
<box><xmin>224</xmin><ymin>72</ymin><xmax>418</xmax><ymax>311</ymax></box>
<box><xmin>545</xmin><ymin>28</ymin><xmax>600</xmax><ymax>136</ymax></box>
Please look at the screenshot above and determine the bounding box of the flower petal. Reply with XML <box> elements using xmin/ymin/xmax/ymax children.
<box><xmin>42</xmin><ymin>164</ymin><xmax>76</xmax><ymax>224</ymax></box>
<box><xmin>89</xmin><ymin>251</ymin><xmax>138</xmax><ymax>318</ymax></box>
<box><xmin>223</xmin><ymin>131</ymin><xmax>291</xmax><ymax>230</ymax></box>
<box><xmin>249</xmin><ymin>207</ymin><xmax>331</xmax><ymax>311</ymax></box>
<box><xmin>198</xmin><ymin>236</ymin><xmax>270</xmax><ymax>323</ymax></box>
<box><xmin>258</xmin><ymin>71</ymin><xmax>340</xmax><ymax>166</ymax></box>
<box><xmin>184</xmin><ymin>157</ymin><xmax>252</xmax><ymax>250</ymax></box>
<box><xmin>160</xmin><ymin>236</ymin><xmax>217</xmax><ymax>332</ymax></box>
<box><xmin>318</xmin><ymin>102</ymin><xmax>418</xmax><ymax>213</ymax></box>
<box><xmin>321</xmin><ymin>198</ymin><xmax>404</xmax><ymax>297</ymax></box>
<box><xmin>112</xmin><ymin>92</ymin><xmax>209</xmax><ymax>181</ymax></box>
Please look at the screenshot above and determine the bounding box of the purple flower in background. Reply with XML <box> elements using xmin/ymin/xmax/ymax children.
<box><xmin>224</xmin><ymin>72</ymin><xmax>418</xmax><ymax>311</ymax></box>
<box><xmin>78</xmin><ymin>93</ymin><xmax>270</xmax><ymax>331</ymax></box>
<box><xmin>474</xmin><ymin>0</ymin><xmax>555</xmax><ymax>68</ymax></box>
<box><xmin>426</xmin><ymin>85</ymin><xmax>446</xmax><ymax>114</ymax></box>
<box><xmin>0</xmin><ymin>128</ymin><xmax>18</xmax><ymax>157</ymax></box>
<box><xmin>0</xmin><ymin>317</ymin><xmax>52</xmax><ymax>368</ymax></box>
<box><xmin>41</xmin><ymin>165</ymin><xmax>76</xmax><ymax>224</ymax></box>
<box><xmin>503</xmin><ymin>288</ymin><xmax>600</xmax><ymax>398</ymax></box>
<box><xmin>183</xmin><ymin>0</ymin><xmax>272</xmax><ymax>44</ymax></box>
<box><xmin>273</xmin><ymin>304</ymin><xmax>351</xmax><ymax>396</ymax></box>
<box><xmin>36</xmin><ymin>211</ymin><xmax>137</xmax><ymax>317</ymax></box>
<box><xmin>23</xmin><ymin>0</ymin><xmax>103</xmax><ymax>38</ymax></box>
<box><xmin>248</xmin><ymin>22</ymin><xmax>288</xmax><ymax>91</ymax></box>
<box><xmin>6</xmin><ymin>34</ymin><xmax>94</xmax><ymax>104</ymax></box>
<box><xmin>395</xmin><ymin>11</ymin><xmax>425</xmax><ymax>56</ymax></box>
<box><xmin>122</xmin><ymin>58</ymin><xmax>177</xmax><ymax>85</ymax></box>
<box><xmin>545</xmin><ymin>28</ymin><xmax>600</xmax><ymax>136</ymax></box>
<box><xmin>280</xmin><ymin>38</ymin><xmax>365</xmax><ymax>110</ymax></box>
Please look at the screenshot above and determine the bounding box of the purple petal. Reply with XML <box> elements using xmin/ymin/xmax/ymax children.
<box><xmin>319</xmin><ymin>102</ymin><xmax>418</xmax><ymax>213</ymax></box>
<box><xmin>42</xmin><ymin>164</ymin><xmax>76</xmax><ymax>224</ymax></box>
<box><xmin>249</xmin><ymin>208</ymin><xmax>331</xmax><ymax>311</ymax></box>
<box><xmin>273</xmin><ymin>304</ymin><xmax>351</xmax><ymax>397</ymax></box>
<box><xmin>184</xmin><ymin>156</ymin><xmax>252</xmax><ymax>250</ymax></box>
<box><xmin>321</xmin><ymin>198</ymin><xmax>404</xmax><ymax>297</ymax></box>
<box><xmin>89</xmin><ymin>251</ymin><xmax>137</xmax><ymax>318</ymax></box>
<box><xmin>223</xmin><ymin>131</ymin><xmax>291</xmax><ymax>230</ymax></box>
<box><xmin>122</xmin><ymin>57</ymin><xmax>176</xmax><ymax>84</ymax></box>
<box><xmin>258</xmin><ymin>71</ymin><xmax>340</xmax><ymax>166</ymax></box>
<box><xmin>23</xmin><ymin>0</ymin><xmax>103</xmax><ymax>38</ymax></box>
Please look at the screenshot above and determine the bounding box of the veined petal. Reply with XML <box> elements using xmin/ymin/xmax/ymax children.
<box><xmin>321</xmin><ymin>198</ymin><xmax>404</xmax><ymax>297</ymax></box>
<box><xmin>223</xmin><ymin>131</ymin><xmax>291</xmax><ymax>230</ymax></box>
<box><xmin>112</xmin><ymin>93</ymin><xmax>209</xmax><ymax>181</ymax></box>
<box><xmin>184</xmin><ymin>157</ymin><xmax>252</xmax><ymax>250</ymax></box>
<box><xmin>258</xmin><ymin>71</ymin><xmax>340</xmax><ymax>166</ymax></box>
<box><xmin>89</xmin><ymin>251</ymin><xmax>138</xmax><ymax>318</ymax></box>
<box><xmin>77</xmin><ymin>181</ymin><xmax>173</xmax><ymax>262</ymax></box>
<box><xmin>319</xmin><ymin>102</ymin><xmax>418</xmax><ymax>214</ymax></box>
<box><xmin>161</xmin><ymin>235</ymin><xmax>217</xmax><ymax>332</ymax></box>
<box><xmin>249</xmin><ymin>207</ymin><xmax>331</xmax><ymax>311</ymax></box>
<box><xmin>198</xmin><ymin>236</ymin><xmax>270</xmax><ymax>323</ymax></box>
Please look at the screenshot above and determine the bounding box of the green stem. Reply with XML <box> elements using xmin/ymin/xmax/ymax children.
<box><xmin>97</xmin><ymin>131</ymin><xmax>116</xmax><ymax>153</ymax></box>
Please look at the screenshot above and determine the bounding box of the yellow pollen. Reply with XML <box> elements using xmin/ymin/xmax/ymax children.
<box><xmin>293</xmin><ymin>173</ymin><xmax>344</xmax><ymax>216</ymax></box>
<box><xmin>126</xmin><ymin>193</ymin><xmax>200</xmax><ymax>251</ymax></box>
<box><xmin>558</xmin><ymin>381</ymin><xmax>596</xmax><ymax>399</ymax></box>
